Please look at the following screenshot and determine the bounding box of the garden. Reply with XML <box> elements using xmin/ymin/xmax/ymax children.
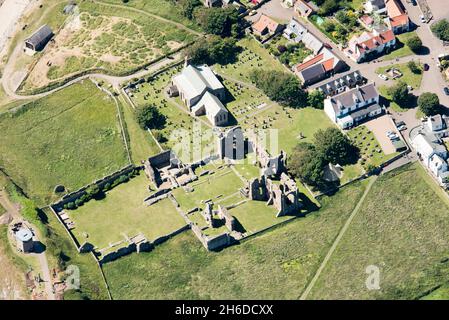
<box><xmin>265</xmin><ymin>35</ymin><xmax>313</xmax><ymax>68</ymax></box>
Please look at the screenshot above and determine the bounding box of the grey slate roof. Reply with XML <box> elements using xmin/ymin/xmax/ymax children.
<box><xmin>329</xmin><ymin>83</ymin><xmax>378</xmax><ymax>113</ymax></box>
<box><xmin>299</xmin><ymin>63</ymin><xmax>325</xmax><ymax>82</ymax></box>
<box><xmin>25</xmin><ymin>25</ymin><xmax>53</xmax><ymax>49</ymax></box>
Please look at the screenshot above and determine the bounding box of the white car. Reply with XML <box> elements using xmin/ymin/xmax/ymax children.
<box><xmin>249</xmin><ymin>10</ymin><xmax>257</xmax><ymax>16</ymax></box>
<box><xmin>378</xmin><ymin>74</ymin><xmax>388</xmax><ymax>81</ymax></box>
<box><xmin>397</xmin><ymin>125</ymin><xmax>407</xmax><ymax>131</ymax></box>
<box><xmin>420</xmin><ymin>15</ymin><xmax>426</xmax><ymax>23</ymax></box>
<box><xmin>386</xmin><ymin>131</ymin><xmax>394</xmax><ymax>137</ymax></box>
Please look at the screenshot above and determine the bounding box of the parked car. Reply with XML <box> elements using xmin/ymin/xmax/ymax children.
<box><xmin>389</xmin><ymin>134</ymin><xmax>400</xmax><ymax>141</ymax></box>
<box><xmin>423</xmin><ymin>63</ymin><xmax>430</xmax><ymax>71</ymax></box>
<box><xmin>249</xmin><ymin>10</ymin><xmax>257</xmax><ymax>16</ymax></box>
<box><xmin>444</xmin><ymin>87</ymin><xmax>449</xmax><ymax>96</ymax></box>
<box><xmin>386</xmin><ymin>131</ymin><xmax>395</xmax><ymax>138</ymax></box>
<box><xmin>396</xmin><ymin>121</ymin><xmax>406</xmax><ymax>128</ymax></box>
<box><xmin>411</xmin><ymin>0</ymin><xmax>417</xmax><ymax>5</ymax></box>
<box><xmin>398</xmin><ymin>125</ymin><xmax>407</xmax><ymax>131</ymax></box>
<box><xmin>378</xmin><ymin>74</ymin><xmax>388</xmax><ymax>81</ymax></box>
<box><xmin>420</xmin><ymin>15</ymin><xmax>426</xmax><ymax>23</ymax></box>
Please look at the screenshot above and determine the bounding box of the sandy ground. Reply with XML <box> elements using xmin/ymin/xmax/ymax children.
<box><xmin>364</xmin><ymin>115</ymin><xmax>398</xmax><ymax>155</ymax></box>
<box><xmin>0</xmin><ymin>0</ymin><xmax>30</xmax><ymax>55</ymax></box>
<box><xmin>426</xmin><ymin>0</ymin><xmax>449</xmax><ymax>21</ymax></box>
<box><xmin>0</xmin><ymin>248</ymin><xmax>27</xmax><ymax>300</ymax></box>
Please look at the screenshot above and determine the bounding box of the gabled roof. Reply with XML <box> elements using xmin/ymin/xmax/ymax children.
<box><xmin>294</xmin><ymin>53</ymin><xmax>324</xmax><ymax>72</ymax></box>
<box><xmin>328</xmin><ymin>83</ymin><xmax>378</xmax><ymax>112</ymax></box>
<box><xmin>350</xmin><ymin>30</ymin><xmax>395</xmax><ymax>53</ymax></box>
<box><xmin>386</xmin><ymin>0</ymin><xmax>409</xmax><ymax>27</ymax></box>
<box><xmin>173</xmin><ymin>65</ymin><xmax>224</xmax><ymax>102</ymax></box>
<box><xmin>25</xmin><ymin>25</ymin><xmax>53</xmax><ymax>47</ymax></box>
<box><xmin>192</xmin><ymin>91</ymin><xmax>227</xmax><ymax>118</ymax></box>
<box><xmin>252</xmin><ymin>14</ymin><xmax>280</xmax><ymax>34</ymax></box>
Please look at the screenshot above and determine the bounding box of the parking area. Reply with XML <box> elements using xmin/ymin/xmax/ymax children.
<box><xmin>245</xmin><ymin>0</ymin><xmax>294</xmax><ymax>24</ymax></box>
<box><xmin>364</xmin><ymin>115</ymin><xmax>400</xmax><ymax>155</ymax></box>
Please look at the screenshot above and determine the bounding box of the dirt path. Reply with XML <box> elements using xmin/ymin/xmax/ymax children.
<box><xmin>299</xmin><ymin>176</ymin><xmax>378</xmax><ymax>300</ymax></box>
<box><xmin>0</xmin><ymin>189</ymin><xmax>55</xmax><ymax>300</ymax></box>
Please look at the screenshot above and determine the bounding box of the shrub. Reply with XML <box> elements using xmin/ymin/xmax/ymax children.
<box><xmin>406</xmin><ymin>34</ymin><xmax>423</xmax><ymax>53</ymax></box>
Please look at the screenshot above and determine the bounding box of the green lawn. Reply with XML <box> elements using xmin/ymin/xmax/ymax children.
<box><xmin>102</xmin><ymin>179</ymin><xmax>370</xmax><ymax>299</ymax></box>
<box><xmin>309</xmin><ymin>163</ymin><xmax>449</xmax><ymax>299</ymax></box>
<box><xmin>348</xmin><ymin>125</ymin><xmax>398</xmax><ymax>168</ymax></box>
<box><xmin>0</xmin><ymin>81</ymin><xmax>128</xmax><ymax>205</ymax></box>
<box><xmin>242</xmin><ymin>106</ymin><xmax>336</xmax><ymax>155</ymax></box>
<box><xmin>376</xmin><ymin>62</ymin><xmax>424</xmax><ymax>89</ymax></box>
<box><xmin>228</xmin><ymin>201</ymin><xmax>291</xmax><ymax>234</ymax></box>
<box><xmin>0</xmin><ymin>204</ymin><xmax>5</xmax><ymax>216</ymax></box>
<box><xmin>68</xmin><ymin>172</ymin><xmax>186</xmax><ymax>250</ymax></box>
<box><xmin>172</xmin><ymin>168</ymin><xmax>244</xmax><ymax>212</ymax></box>
<box><xmin>382</xmin><ymin>32</ymin><xmax>420</xmax><ymax>61</ymax></box>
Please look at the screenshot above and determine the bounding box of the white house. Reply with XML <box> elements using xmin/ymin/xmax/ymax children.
<box><xmin>172</xmin><ymin>64</ymin><xmax>228</xmax><ymax>126</ymax></box>
<box><xmin>344</xmin><ymin>29</ymin><xmax>396</xmax><ymax>63</ymax></box>
<box><xmin>323</xmin><ymin>83</ymin><xmax>382</xmax><ymax>129</ymax></box>
<box><xmin>429</xmin><ymin>154</ymin><xmax>449</xmax><ymax>180</ymax></box>
<box><xmin>412</xmin><ymin>133</ymin><xmax>448</xmax><ymax>167</ymax></box>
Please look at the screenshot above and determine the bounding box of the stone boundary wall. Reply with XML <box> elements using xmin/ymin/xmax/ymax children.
<box><xmin>51</xmin><ymin>164</ymin><xmax>136</xmax><ymax>210</ymax></box>
<box><xmin>99</xmin><ymin>224</ymin><xmax>190</xmax><ymax>264</ymax></box>
<box><xmin>48</xmin><ymin>205</ymin><xmax>81</xmax><ymax>251</ymax></box>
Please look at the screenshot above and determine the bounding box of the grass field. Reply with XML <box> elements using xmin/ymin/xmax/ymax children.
<box><xmin>0</xmin><ymin>81</ymin><xmax>128</xmax><ymax>205</ymax></box>
<box><xmin>382</xmin><ymin>32</ymin><xmax>420</xmax><ymax>61</ymax></box>
<box><xmin>68</xmin><ymin>172</ymin><xmax>186</xmax><ymax>250</ymax></box>
<box><xmin>102</xmin><ymin>179</ymin><xmax>369</xmax><ymax>299</ymax></box>
<box><xmin>376</xmin><ymin>62</ymin><xmax>424</xmax><ymax>89</ymax></box>
<box><xmin>172</xmin><ymin>168</ymin><xmax>244</xmax><ymax>212</ymax></box>
<box><xmin>308</xmin><ymin>163</ymin><xmax>449</xmax><ymax>299</ymax></box>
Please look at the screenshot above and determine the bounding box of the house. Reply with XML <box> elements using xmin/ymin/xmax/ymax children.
<box><xmin>293</xmin><ymin>47</ymin><xmax>346</xmax><ymax>86</ymax></box>
<box><xmin>24</xmin><ymin>25</ymin><xmax>53</xmax><ymax>53</ymax></box>
<box><xmin>412</xmin><ymin>133</ymin><xmax>447</xmax><ymax>166</ymax></box>
<box><xmin>359</xmin><ymin>15</ymin><xmax>375</xmax><ymax>30</ymax></box>
<box><xmin>324</xmin><ymin>83</ymin><xmax>382</xmax><ymax>129</ymax></box>
<box><xmin>283</xmin><ymin>18</ymin><xmax>323</xmax><ymax>53</ymax></box>
<box><xmin>429</xmin><ymin>154</ymin><xmax>449</xmax><ymax>182</ymax></box>
<box><xmin>252</xmin><ymin>14</ymin><xmax>284</xmax><ymax>37</ymax></box>
<box><xmin>344</xmin><ymin>29</ymin><xmax>396</xmax><ymax>63</ymax></box>
<box><xmin>171</xmin><ymin>64</ymin><xmax>228</xmax><ymax>126</ymax></box>
<box><xmin>364</xmin><ymin>0</ymin><xmax>386</xmax><ymax>14</ymax></box>
<box><xmin>427</xmin><ymin>114</ymin><xmax>449</xmax><ymax>138</ymax></box>
<box><xmin>385</xmin><ymin>0</ymin><xmax>410</xmax><ymax>34</ymax></box>
<box><xmin>317</xmin><ymin>71</ymin><xmax>365</xmax><ymax>96</ymax></box>
<box><xmin>294</xmin><ymin>0</ymin><xmax>317</xmax><ymax>17</ymax></box>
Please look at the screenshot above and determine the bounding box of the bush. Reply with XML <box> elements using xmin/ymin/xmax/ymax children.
<box><xmin>406</xmin><ymin>34</ymin><xmax>423</xmax><ymax>53</ymax></box>
<box><xmin>388</xmin><ymin>81</ymin><xmax>411</xmax><ymax>107</ymax></box>
<box><xmin>407</xmin><ymin>60</ymin><xmax>422</xmax><ymax>74</ymax></box>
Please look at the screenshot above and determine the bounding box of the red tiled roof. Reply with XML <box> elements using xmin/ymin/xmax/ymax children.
<box><xmin>322</xmin><ymin>58</ymin><xmax>335</xmax><ymax>72</ymax></box>
<box><xmin>357</xmin><ymin>30</ymin><xmax>395</xmax><ymax>52</ymax></box>
<box><xmin>294</xmin><ymin>53</ymin><xmax>324</xmax><ymax>72</ymax></box>
<box><xmin>390</xmin><ymin>13</ymin><xmax>409</xmax><ymax>27</ymax></box>
<box><xmin>252</xmin><ymin>14</ymin><xmax>280</xmax><ymax>33</ymax></box>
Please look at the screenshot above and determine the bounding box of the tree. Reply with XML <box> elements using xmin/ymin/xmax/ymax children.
<box><xmin>388</xmin><ymin>81</ymin><xmax>411</xmax><ymax>107</ymax></box>
<box><xmin>186</xmin><ymin>36</ymin><xmax>240</xmax><ymax>65</ymax></box>
<box><xmin>313</xmin><ymin>127</ymin><xmax>359</xmax><ymax>165</ymax></box>
<box><xmin>418</xmin><ymin>92</ymin><xmax>440</xmax><ymax>116</ymax></box>
<box><xmin>249</xmin><ymin>70</ymin><xmax>308</xmax><ymax>108</ymax></box>
<box><xmin>288</xmin><ymin>142</ymin><xmax>326</xmax><ymax>187</ymax></box>
<box><xmin>307</xmin><ymin>90</ymin><xmax>325</xmax><ymax>109</ymax></box>
<box><xmin>407</xmin><ymin>60</ymin><xmax>422</xmax><ymax>74</ymax></box>
<box><xmin>135</xmin><ymin>105</ymin><xmax>166</xmax><ymax>130</ymax></box>
<box><xmin>179</xmin><ymin>0</ymin><xmax>201</xmax><ymax>20</ymax></box>
<box><xmin>431</xmin><ymin>19</ymin><xmax>449</xmax><ymax>41</ymax></box>
<box><xmin>406</xmin><ymin>34</ymin><xmax>423</xmax><ymax>53</ymax></box>
<box><xmin>318</xmin><ymin>0</ymin><xmax>340</xmax><ymax>16</ymax></box>
<box><xmin>194</xmin><ymin>7</ymin><xmax>244</xmax><ymax>38</ymax></box>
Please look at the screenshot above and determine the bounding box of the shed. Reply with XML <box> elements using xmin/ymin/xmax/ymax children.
<box><xmin>24</xmin><ymin>25</ymin><xmax>54</xmax><ymax>52</ymax></box>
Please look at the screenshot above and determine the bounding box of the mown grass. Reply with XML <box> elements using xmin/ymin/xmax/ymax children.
<box><xmin>68</xmin><ymin>172</ymin><xmax>186</xmax><ymax>250</ymax></box>
<box><xmin>0</xmin><ymin>81</ymin><xmax>128</xmax><ymax>205</ymax></box>
<box><xmin>382</xmin><ymin>32</ymin><xmax>420</xmax><ymax>61</ymax></box>
<box><xmin>102</xmin><ymin>179</ymin><xmax>369</xmax><ymax>299</ymax></box>
<box><xmin>309</xmin><ymin>163</ymin><xmax>449</xmax><ymax>299</ymax></box>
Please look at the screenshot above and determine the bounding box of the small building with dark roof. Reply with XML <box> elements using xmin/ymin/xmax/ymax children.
<box><xmin>24</xmin><ymin>25</ymin><xmax>53</xmax><ymax>53</ymax></box>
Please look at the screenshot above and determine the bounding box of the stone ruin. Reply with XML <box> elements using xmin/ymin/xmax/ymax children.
<box><xmin>190</xmin><ymin>202</ymin><xmax>241</xmax><ymax>251</ymax></box>
<box><xmin>244</xmin><ymin>172</ymin><xmax>302</xmax><ymax>217</ymax></box>
<box><xmin>217</xmin><ymin>126</ymin><xmax>287</xmax><ymax>176</ymax></box>
<box><xmin>144</xmin><ymin>150</ymin><xmax>197</xmax><ymax>191</ymax></box>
